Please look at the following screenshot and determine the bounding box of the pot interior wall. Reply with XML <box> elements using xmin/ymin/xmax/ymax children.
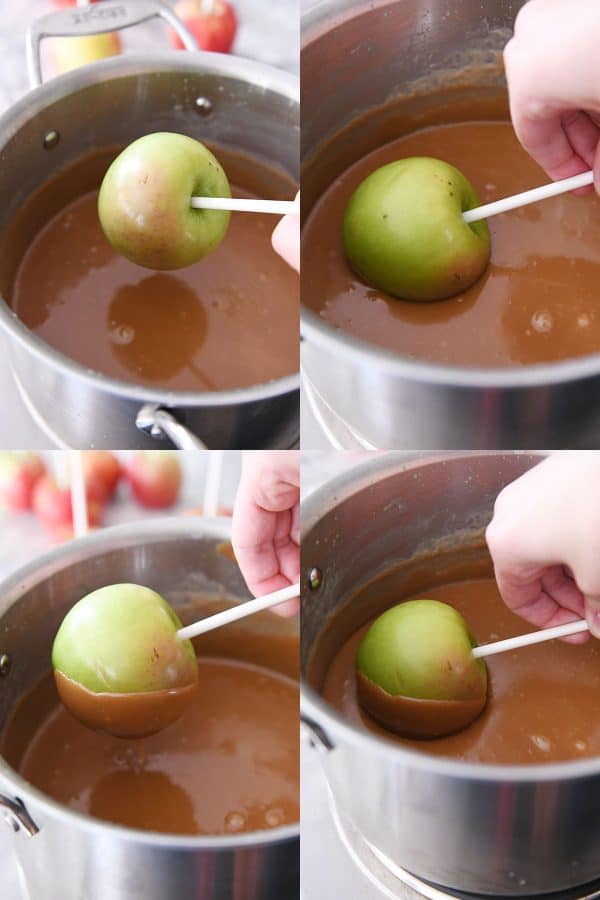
<box><xmin>301</xmin><ymin>1</ymin><xmax>521</xmax><ymax>217</ymax></box>
<box><xmin>301</xmin><ymin>453</ymin><xmax>541</xmax><ymax>678</ymax></box>
<box><xmin>307</xmin><ymin>542</ymin><xmax>492</xmax><ymax>694</ymax></box>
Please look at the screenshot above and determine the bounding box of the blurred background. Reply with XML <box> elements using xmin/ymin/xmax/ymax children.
<box><xmin>0</xmin><ymin>0</ymin><xmax>298</xmax><ymax>107</ymax></box>
<box><xmin>0</xmin><ymin>449</ymin><xmax>240</xmax><ymax>579</ymax></box>
<box><xmin>0</xmin><ymin>0</ymin><xmax>298</xmax><ymax>447</ymax></box>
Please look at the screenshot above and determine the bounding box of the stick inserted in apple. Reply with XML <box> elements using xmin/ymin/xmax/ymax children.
<box><xmin>343</xmin><ymin>157</ymin><xmax>491</xmax><ymax>302</ymax></box>
<box><xmin>98</xmin><ymin>133</ymin><xmax>298</xmax><ymax>270</ymax></box>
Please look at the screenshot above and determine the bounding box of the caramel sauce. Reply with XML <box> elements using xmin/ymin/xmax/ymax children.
<box><xmin>303</xmin><ymin>120</ymin><xmax>600</xmax><ymax>367</ymax></box>
<box><xmin>2</xmin><ymin>600</ymin><xmax>299</xmax><ymax>836</ymax></box>
<box><xmin>2</xmin><ymin>147</ymin><xmax>299</xmax><ymax>391</ymax></box>
<box><xmin>320</xmin><ymin>577</ymin><xmax>600</xmax><ymax>763</ymax></box>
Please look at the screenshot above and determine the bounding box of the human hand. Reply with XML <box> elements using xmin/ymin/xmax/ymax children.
<box><xmin>486</xmin><ymin>452</ymin><xmax>600</xmax><ymax>641</ymax></box>
<box><xmin>232</xmin><ymin>451</ymin><xmax>300</xmax><ymax>616</ymax></box>
<box><xmin>504</xmin><ymin>0</ymin><xmax>600</xmax><ymax>193</ymax></box>
<box><xmin>272</xmin><ymin>193</ymin><xmax>300</xmax><ymax>271</ymax></box>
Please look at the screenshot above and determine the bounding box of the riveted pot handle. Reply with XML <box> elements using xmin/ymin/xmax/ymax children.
<box><xmin>301</xmin><ymin>714</ymin><xmax>335</xmax><ymax>753</ymax></box>
<box><xmin>0</xmin><ymin>795</ymin><xmax>39</xmax><ymax>837</ymax></box>
<box><xmin>136</xmin><ymin>404</ymin><xmax>208</xmax><ymax>450</ymax></box>
<box><xmin>27</xmin><ymin>0</ymin><xmax>198</xmax><ymax>88</ymax></box>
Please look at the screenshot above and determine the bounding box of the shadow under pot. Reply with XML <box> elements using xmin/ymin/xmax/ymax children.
<box><xmin>301</xmin><ymin>0</ymin><xmax>600</xmax><ymax>449</ymax></box>
<box><xmin>0</xmin><ymin>519</ymin><xmax>299</xmax><ymax>900</ymax></box>
<box><xmin>0</xmin><ymin>19</ymin><xmax>299</xmax><ymax>449</ymax></box>
<box><xmin>301</xmin><ymin>451</ymin><xmax>600</xmax><ymax>895</ymax></box>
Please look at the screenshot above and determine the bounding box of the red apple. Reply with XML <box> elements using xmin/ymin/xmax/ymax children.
<box><xmin>33</xmin><ymin>474</ymin><xmax>103</xmax><ymax>538</ymax></box>
<box><xmin>0</xmin><ymin>452</ymin><xmax>46</xmax><ymax>511</ymax></box>
<box><xmin>125</xmin><ymin>452</ymin><xmax>182</xmax><ymax>509</ymax></box>
<box><xmin>82</xmin><ymin>452</ymin><xmax>122</xmax><ymax>502</ymax></box>
<box><xmin>170</xmin><ymin>0</ymin><xmax>237</xmax><ymax>53</ymax></box>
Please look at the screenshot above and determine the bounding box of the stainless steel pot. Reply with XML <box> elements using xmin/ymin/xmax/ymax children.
<box><xmin>0</xmin><ymin>518</ymin><xmax>299</xmax><ymax>900</ymax></box>
<box><xmin>0</xmin><ymin>0</ymin><xmax>299</xmax><ymax>450</ymax></box>
<box><xmin>301</xmin><ymin>0</ymin><xmax>600</xmax><ymax>450</ymax></box>
<box><xmin>301</xmin><ymin>452</ymin><xmax>600</xmax><ymax>895</ymax></box>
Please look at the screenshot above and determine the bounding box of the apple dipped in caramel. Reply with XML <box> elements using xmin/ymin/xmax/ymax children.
<box><xmin>356</xmin><ymin>599</ymin><xmax>488</xmax><ymax>739</ymax></box>
<box><xmin>52</xmin><ymin>584</ymin><xmax>198</xmax><ymax>739</ymax></box>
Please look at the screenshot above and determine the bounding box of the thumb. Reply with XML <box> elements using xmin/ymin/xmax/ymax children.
<box><xmin>271</xmin><ymin>193</ymin><xmax>300</xmax><ymax>272</ymax></box>
<box><xmin>585</xmin><ymin>595</ymin><xmax>600</xmax><ymax>638</ymax></box>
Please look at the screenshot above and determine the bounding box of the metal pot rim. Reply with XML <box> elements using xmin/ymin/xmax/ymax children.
<box><xmin>302</xmin><ymin>0</ymin><xmax>399</xmax><ymax>44</ymax></box>
<box><xmin>301</xmin><ymin>451</ymin><xmax>600</xmax><ymax>783</ymax></box>
<box><xmin>0</xmin><ymin>516</ymin><xmax>300</xmax><ymax>847</ymax></box>
<box><xmin>0</xmin><ymin>51</ymin><xmax>300</xmax><ymax>407</ymax></box>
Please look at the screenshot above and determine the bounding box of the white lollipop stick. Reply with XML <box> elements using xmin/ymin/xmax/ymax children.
<box><xmin>203</xmin><ymin>451</ymin><xmax>223</xmax><ymax>518</ymax></box>
<box><xmin>69</xmin><ymin>451</ymin><xmax>89</xmax><ymax>539</ymax></box>
<box><xmin>177</xmin><ymin>582</ymin><xmax>299</xmax><ymax>641</ymax></box>
<box><xmin>463</xmin><ymin>170</ymin><xmax>594</xmax><ymax>224</ymax></box>
<box><xmin>472</xmin><ymin>619</ymin><xmax>589</xmax><ymax>659</ymax></box>
<box><xmin>190</xmin><ymin>197</ymin><xmax>299</xmax><ymax>216</ymax></box>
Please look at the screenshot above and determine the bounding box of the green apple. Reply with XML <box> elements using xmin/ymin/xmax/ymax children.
<box><xmin>52</xmin><ymin>583</ymin><xmax>198</xmax><ymax>694</ymax></box>
<box><xmin>98</xmin><ymin>133</ymin><xmax>231</xmax><ymax>270</ymax></box>
<box><xmin>357</xmin><ymin>599</ymin><xmax>487</xmax><ymax>702</ymax></box>
<box><xmin>53</xmin><ymin>33</ymin><xmax>122</xmax><ymax>76</ymax></box>
<box><xmin>343</xmin><ymin>157</ymin><xmax>491</xmax><ymax>301</ymax></box>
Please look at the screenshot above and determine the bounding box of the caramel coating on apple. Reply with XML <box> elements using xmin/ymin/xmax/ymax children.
<box><xmin>52</xmin><ymin>583</ymin><xmax>199</xmax><ymax>738</ymax></box>
<box><xmin>356</xmin><ymin>599</ymin><xmax>488</xmax><ymax>738</ymax></box>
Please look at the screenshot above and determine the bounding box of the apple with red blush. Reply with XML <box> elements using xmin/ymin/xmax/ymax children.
<box><xmin>125</xmin><ymin>452</ymin><xmax>182</xmax><ymax>509</ymax></box>
<box><xmin>0</xmin><ymin>452</ymin><xmax>46</xmax><ymax>511</ymax></box>
<box><xmin>170</xmin><ymin>0</ymin><xmax>237</xmax><ymax>53</ymax></box>
<box><xmin>33</xmin><ymin>474</ymin><xmax>103</xmax><ymax>541</ymax></box>
<box><xmin>82</xmin><ymin>452</ymin><xmax>122</xmax><ymax>503</ymax></box>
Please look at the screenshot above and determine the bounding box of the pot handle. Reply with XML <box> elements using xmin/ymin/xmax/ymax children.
<box><xmin>136</xmin><ymin>404</ymin><xmax>208</xmax><ymax>450</ymax></box>
<box><xmin>27</xmin><ymin>0</ymin><xmax>198</xmax><ymax>88</ymax></box>
<box><xmin>301</xmin><ymin>713</ymin><xmax>335</xmax><ymax>754</ymax></box>
<box><xmin>0</xmin><ymin>795</ymin><xmax>39</xmax><ymax>837</ymax></box>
